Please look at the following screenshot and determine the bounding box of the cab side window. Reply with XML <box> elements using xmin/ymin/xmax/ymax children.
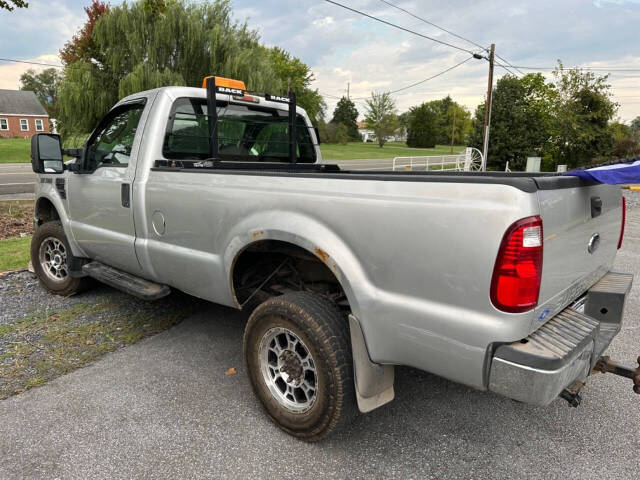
<box><xmin>85</xmin><ymin>103</ymin><xmax>145</xmax><ymax>170</ymax></box>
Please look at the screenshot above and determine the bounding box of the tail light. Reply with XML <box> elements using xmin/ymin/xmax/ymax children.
<box><xmin>491</xmin><ymin>216</ymin><xmax>543</xmax><ymax>313</ymax></box>
<box><xmin>618</xmin><ymin>196</ymin><xmax>626</xmax><ymax>250</ymax></box>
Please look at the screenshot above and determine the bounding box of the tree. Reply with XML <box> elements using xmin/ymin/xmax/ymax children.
<box><xmin>630</xmin><ymin>116</ymin><xmax>640</xmax><ymax>136</ymax></box>
<box><xmin>550</xmin><ymin>64</ymin><xmax>617</xmax><ymax>167</ymax></box>
<box><xmin>0</xmin><ymin>0</ymin><xmax>27</xmax><ymax>11</ymax></box>
<box><xmin>19</xmin><ymin>68</ymin><xmax>63</xmax><ymax>118</ymax></box>
<box><xmin>266</xmin><ymin>47</ymin><xmax>325</xmax><ymax>126</ymax></box>
<box><xmin>331</xmin><ymin>97</ymin><xmax>360</xmax><ymax>141</ymax></box>
<box><xmin>57</xmin><ymin>0</ymin><xmax>298</xmax><ymax>137</ymax></box>
<box><xmin>609</xmin><ymin>121</ymin><xmax>640</xmax><ymax>158</ymax></box>
<box><xmin>364</xmin><ymin>92</ymin><xmax>398</xmax><ymax>147</ymax></box>
<box><xmin>59</xmin><ymin>1</ymin><xmax>110</xmax><ymax>66</ymax></box>
<box><xmin>407</xmin><ymin>102</ymin><xmax>440</xmax><ymax>148</ymax></box>
<box><xmin>470</xmin><ymin>73</ymin><xmax>556</xmax><ymax>170</ymax></box>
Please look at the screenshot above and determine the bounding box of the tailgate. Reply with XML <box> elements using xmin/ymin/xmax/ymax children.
<box><xmin>532</xmin><ymin>179</ymin><xmax>622</xmax><ymax>325</ymax></box>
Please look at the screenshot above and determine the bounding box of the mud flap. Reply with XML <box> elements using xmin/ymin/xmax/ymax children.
<box><xmin>349</xmin><ymin>314</ymin><xmax>395</xmax><ymax>413</ymax></box>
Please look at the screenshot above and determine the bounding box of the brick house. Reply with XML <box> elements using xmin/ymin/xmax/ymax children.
<box><xmin>0</xmin><ymin>89</ymin><xmax>50</xmax><ymax>138</ymax></box>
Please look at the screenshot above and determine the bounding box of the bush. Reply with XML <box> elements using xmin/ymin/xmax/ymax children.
<box><xmin>406</xmin><ymin>103</ymin><xmax>440</xmax><ymax>148</ymax></box>
<box><xmin>335</xmin><ymin>123</ymin><xmax>349</xmax><ymax>145</ymax></box>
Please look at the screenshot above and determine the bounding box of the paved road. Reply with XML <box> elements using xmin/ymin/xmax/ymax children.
<box><xmin>1</xmin><ymin>195</ymin><xmax>639</xmax><ymax>479</ymax></box>
<box><xmin>0</xmin><ymin>163</ymin><xmax>35</xmax><ymax>196</ymax></box>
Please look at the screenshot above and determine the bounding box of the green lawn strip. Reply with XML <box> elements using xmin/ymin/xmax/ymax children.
<box><xmin>0</xmin><ymin>138</ymin><xmax>31</xmax><ymax>163</ymax></box>
<box><xmin>320</xmin><ymin>142</ymin><xmax>465</xmax><ymax>160</ymax></box>
<box><xmin>0</xmin><ymin>297</ymin><xmax>199</xmax><ymax>398</ymax></box>
<box><xmin>0</xmin><ymin>135</ymin><xmax>88</xmax><ymax>163</ymax></box>
<box><xmin>0</xmin><ymin>236</ymin><xmax>31</xmax><ymax>272</ymax></box>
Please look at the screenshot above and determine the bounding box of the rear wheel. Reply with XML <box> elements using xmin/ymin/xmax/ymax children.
<box><xmin>243</xmin><ymin>292</ymin><xmax>356</xmax><ymax>441</ymax></box>
<box><xmin>31</xmin><ymin>221</ymin><xmax>90</xmax><ymax>296</ymax></box>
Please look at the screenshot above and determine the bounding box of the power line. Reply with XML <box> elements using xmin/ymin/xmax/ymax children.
<box><xmin>323</xmin><ymin>0</ymin><xmax>475</xmax><ymax>54</ymax></box>
<box><xmin>494</xmin><ymin>62</ymin><xmax>640</xmax><ymax>72</ymax></box>
<box><xmin>0</xmin><ymin>58</ymin><xmax>63</xmax><ymax>68</ymax></box>
<box><xmin>374</xmin><ymin>0</ymin><xmax>524</xmax><ymax>80</ymax></box>
<box><xmin>495</xmin><ymin>54</ymin><xmax>525</xmax><ymax>76</ymax></box>
<box><xmin>325</xmin><ymin>55</ymin><xmax>476</xmax><ymax>101</ymax></box>
<box><xmin>371</xmin><ymin>55</ymin><xmax>476</xmax><ymax>97</ymax></box>
<box><xmin>377</xmin><ymin>0</ymin><xmax>486</xmax><ymax>51</ymax></box>
<box><xmin>496</xmin><ymin>63</ymin><xmax>517</xmax><ymax>76</ymax></box>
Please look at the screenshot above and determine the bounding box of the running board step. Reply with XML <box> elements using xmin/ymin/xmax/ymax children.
<box><xmin>82</xmin><ymin>261</ymin><xmax>170</xmax><ymax>300</ymax></box>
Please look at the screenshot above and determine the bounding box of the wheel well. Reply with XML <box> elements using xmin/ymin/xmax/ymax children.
<box><xmin>232</xmin><ymin>240</ymin><xmax>349</xmax><ymax>311</ymax></box>
<box><xmin>34</xmin><ymin>197</ymin><xmax>60</xmax><ymax>227</ymax></box>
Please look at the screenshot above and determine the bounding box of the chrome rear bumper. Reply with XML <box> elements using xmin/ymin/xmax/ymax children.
<box><xmin>489</xmin><ymin>272</ymin><xmax>633</xmax><ymax>405</ymax></box>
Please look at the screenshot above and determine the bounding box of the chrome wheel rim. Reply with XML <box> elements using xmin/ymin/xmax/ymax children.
<box><xmin>259</xmin><ymin>327</ymin><xmax>318</xmax><ymax>413</ymax></box>
<box><xmin>39</xmin><ymin>236</ymin><xmax>68</xmax><ymax>282</ymax></box>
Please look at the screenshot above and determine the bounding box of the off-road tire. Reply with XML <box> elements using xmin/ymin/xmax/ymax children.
<box><xmin>243</xmin><ymin>292</ymin><xmax>357</xmax><ymax>441</ymax></box>
<box><xmin>31</xmin><ymin>221</ymin><xmax>90</xmax><ymax>296</ymax></box>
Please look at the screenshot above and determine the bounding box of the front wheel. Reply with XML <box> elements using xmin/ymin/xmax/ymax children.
<box><xmin>243</xmin><ymin>292</ymin><xmax>357</xmax><ymax>441</ymax></box>
<box><xmin>30</xmin><ymin>221</ymin><xmax>90</xmax><ymax>296</ymax></box>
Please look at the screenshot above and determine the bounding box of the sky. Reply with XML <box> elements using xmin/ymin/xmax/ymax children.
<box><xmin>1</xmin><ymin>0</ymin><xmax>639</xmax><ymax>121</ymax></box>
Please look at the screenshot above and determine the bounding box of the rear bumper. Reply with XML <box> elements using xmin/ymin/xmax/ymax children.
<box><xmin>489</xmin><ymin>271</ymin><xmax>633</xmax><ymax>405</ymax></box>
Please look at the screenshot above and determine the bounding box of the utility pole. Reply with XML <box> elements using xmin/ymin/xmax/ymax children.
<box><xmin>481</xmin><ymin>43</ymin><xmax>495</xmax><ymax>171</ymax></box>
<box><xmin>347</xmin><ymin>82</ymin><xmax>350</xmax><ymax>100</ymax></box>
<box><xmin>450</xmin><ymin>107</ymin><xmax>456</xmax><ymax>154</ymax></box>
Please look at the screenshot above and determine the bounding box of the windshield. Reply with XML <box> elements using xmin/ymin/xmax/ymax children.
<box><xmin>163</xmin><ymin>98</ymin><xmax>317</xmax><ymax>163</ymax></box>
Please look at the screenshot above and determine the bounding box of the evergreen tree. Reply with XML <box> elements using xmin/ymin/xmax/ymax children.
<box><xmin>331</xmin><ymin>97</ymin><xmax>360</xmax><ymax>141</ymax></box>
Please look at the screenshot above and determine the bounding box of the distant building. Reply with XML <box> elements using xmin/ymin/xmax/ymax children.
<box><xmin>357</xmin><ymin>121</ymin><xmax>374</xmax><ymax>142</ymax></box>
<box><xmin>357</xmin><ymin>120</ymin><xmax>406</xmax><ymax>143</ymax></box>
<box><xmin>0</xmin><ymin>89</ymin><xmax>50</xmax><ymax>138</ymax></box>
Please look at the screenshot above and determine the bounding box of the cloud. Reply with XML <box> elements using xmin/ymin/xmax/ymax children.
<box><xmin>0</xmin><ymin>54</ymin><xmax>62</xmax><ymax>90</ymax></box>
<box><xmin>233</xmin><ymin>0</ymin><xmax>640</xmax><ymax>121</ymax></box>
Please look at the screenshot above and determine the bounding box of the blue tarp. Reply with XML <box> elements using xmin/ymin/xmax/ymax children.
<box><xmin>565</xmin><ymin>159</ymin><xmax>640</xmax><ymax>184</ymax></box>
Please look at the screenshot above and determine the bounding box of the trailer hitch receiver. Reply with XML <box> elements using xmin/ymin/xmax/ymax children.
<box><xmin>592</xmin><ymin>356</ymin><xmax>640</xmax><ymax>395</ymax></box>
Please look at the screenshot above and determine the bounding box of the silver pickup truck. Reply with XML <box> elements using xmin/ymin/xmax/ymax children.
<box><xmin>29</xmin><ymin>76</ymin><xmax>638</xmax><ymax>441</ymax></box>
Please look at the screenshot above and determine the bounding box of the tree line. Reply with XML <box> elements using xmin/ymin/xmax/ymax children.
<box><xmin>318</xmin><ymin>93</ymin><xmax>472</xmax><ymax>149</ymax></box>
<box><xmin>470</xmin><ymin>66</ymin><xmax>639</xmax><ymax>170</ymax></box>
<box><xmin>317</xmin><ymin>64</ymin><xmax>640</xmax><ymax>169</ymax></box>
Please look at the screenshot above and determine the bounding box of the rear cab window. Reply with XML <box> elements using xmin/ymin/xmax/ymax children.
<box><xmin>163</xmin><ymin>98</ymin><xmax>316</xmax><ymax>163</ymax></box>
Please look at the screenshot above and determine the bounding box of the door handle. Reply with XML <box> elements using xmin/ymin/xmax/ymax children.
<box><xmin>121</xmin><ymin>183</ymin><xmax>130</xmax><ymax>208</ymax></box>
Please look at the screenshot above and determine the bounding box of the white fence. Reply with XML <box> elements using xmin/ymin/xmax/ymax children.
<box><xmin>392</xmin><ymin>147</ymin><xmax>484</xmax><ymax>172</ymax></box>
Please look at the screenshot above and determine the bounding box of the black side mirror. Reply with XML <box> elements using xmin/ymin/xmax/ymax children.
<box><xmin>31</xmin><ymin>133</ymin><xmax>64</xmax><ymax>174</ymax></box>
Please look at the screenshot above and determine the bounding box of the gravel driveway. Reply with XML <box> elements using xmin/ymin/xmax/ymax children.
<box><xmin>0</xmin><ymin>192</ymin><xmax>639</xmax><ymax>479</ymax></box>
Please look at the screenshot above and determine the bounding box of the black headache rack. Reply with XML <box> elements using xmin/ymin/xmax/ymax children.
<box><xmin>204</xmin><ymin>76</ymin><xmax>307</xmax><ymax>166</ymax></box>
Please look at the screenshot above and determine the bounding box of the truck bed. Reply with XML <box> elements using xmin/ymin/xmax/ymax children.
<box><xmin>152</xmin><ymin>159</ymin><xmax>596</xmax><ymax>193</ymax></box>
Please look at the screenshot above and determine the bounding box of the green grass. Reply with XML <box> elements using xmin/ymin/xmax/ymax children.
<box><xmin>320</xmin><ymin>142</ymin><xmax>466</xmax><ymax>160</ymax></box>
<box><xmin>0</xmin><ymin>135</ymin><xmax>88</xmax><ymax>163</ymax></box>
<box><xmin>0</xmin><ymin>138</ymin><xmax>30</xmax><ymax>163</ymax></box>
<box><xmin>0</xmin><ymin>235</ymin><xmax>31</xmax><ymax>272</ymax></box>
